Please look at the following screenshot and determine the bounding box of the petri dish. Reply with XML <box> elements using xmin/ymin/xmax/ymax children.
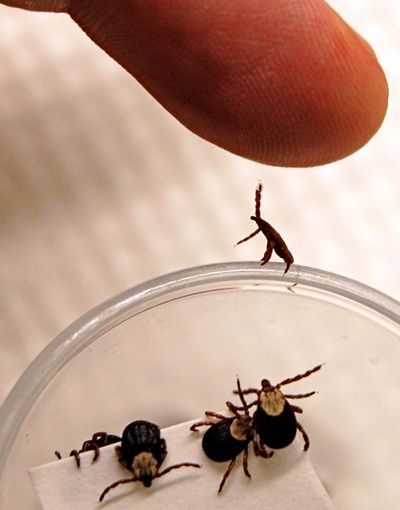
<box><xmin>0</xmin><ymin>261</ymin><xmax>399</xmax><ymax>509</ymax></box>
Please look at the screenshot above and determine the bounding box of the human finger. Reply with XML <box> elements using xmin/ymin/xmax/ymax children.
<box><xmin>3</xmin><ymin>0</ymin><xmax>389</xmax><ymax>166</ymax></box>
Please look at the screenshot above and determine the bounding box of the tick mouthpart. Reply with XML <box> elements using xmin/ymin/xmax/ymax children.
<box><xmin>261</xmin><ymin>379</ymin><xmax>273</xmax><ymax>390</ymax></box>
<box><xmin>142</xmin><ymin>476</ymin><xmax>153</xmax><ymax>488</ymax></box>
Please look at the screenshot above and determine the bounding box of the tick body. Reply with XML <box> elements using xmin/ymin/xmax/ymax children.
<box><xmin>190</xmin><ymin>378</ymin><xmax>271</xmax><ymax>493</ymax></box>
<box><xmin>237</xmin><ymin>183</ymin><xmax>294</xmax><ymax>273</ymax></box>
<box><xmin>54</xmin><ymin>431</ymin><xmax>121</xmax><ymax>468</ymax></box>
<box><xmin>240</xmin><ymin>364</ymin><xmax>323</xmax><ymax>452</ymax></box>
<box><xmin>99</xmin><ymin>420</ymin><xmax>200</xmax><ymax>502</ymax></box>
<box><xmin>201</xmin><ymin>415</ymin><xmax>252</xmax><ymax>463</ymax></box>
<box><xmin>253</xmin><ymin>390</ymin><xmax>301</xmax><ymax>449</ymax></box>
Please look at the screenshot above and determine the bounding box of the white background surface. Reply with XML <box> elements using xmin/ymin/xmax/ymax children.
<box><xmin>0</xmin><ymin>0</ymin><xmax>399</xmax><ymax>406</ymax></box>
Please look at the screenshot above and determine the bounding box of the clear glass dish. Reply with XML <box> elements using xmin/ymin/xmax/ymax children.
<box><xmin>0</xmin><ymin>262</ymin><xmax>399</xmax><ymax>509</ymax></box>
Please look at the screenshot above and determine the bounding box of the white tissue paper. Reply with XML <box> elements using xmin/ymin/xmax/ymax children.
<box><xmin>29</xmin><ymin>418</ymin><xmax>334</xmax><ymax>510</ymax></box>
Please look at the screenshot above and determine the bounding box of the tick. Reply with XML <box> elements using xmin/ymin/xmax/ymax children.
<box><xmin>54</xmin><ymin>431</ymin><xmax>121</xmax><ymax>468</ymax></box>
<box><xmin>237</xmin><ymin>183</ymin><xmax>294</xmax><ymax>273</ymax></box>
<box><xmin>238</xmin><ymin>364</ymin><xmax>323</xmax><ymax>451</ymax></box>
<box><xmin>99</xmin><ymin>420</ymin><xmax>200</xmax><ymax>502</ymax></box>
<box><xmin>190</xmin><ymin>378</ymin><xmax>272</xmax><ymax>493</ymax></box>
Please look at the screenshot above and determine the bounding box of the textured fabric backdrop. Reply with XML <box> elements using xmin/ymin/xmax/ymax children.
<box><xmin>0</xmin><ymin>1</ymin><xmax>399</xmax><ymax>405</ymax></box>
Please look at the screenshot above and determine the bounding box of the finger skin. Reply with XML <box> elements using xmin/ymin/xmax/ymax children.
<box><xmin>0</xmin><ymin>1</ymin><xmax>67</xmax><ymax>10</ymax></box>
<box><xmin>4</xmin><ymin>0</ymin><xmax>389</xmax><ymax>167</ymax></box>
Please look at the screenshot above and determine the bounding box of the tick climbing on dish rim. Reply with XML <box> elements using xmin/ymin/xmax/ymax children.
<box><xmin>237</xmin><ymin>183</ymin><xmax>294</xmax><ymax>273</ymax></box>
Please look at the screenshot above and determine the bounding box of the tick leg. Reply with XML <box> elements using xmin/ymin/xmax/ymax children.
<box><xmin>290</xmin><ymin>405</ymin><xmax>303</xmax><ymax>413</ymax></box>
<box><xmin>236</xmin><ymin>227</ymin><xmax>261</xmax><ymax>246</ymax></box>
<box><xmin>54</xmin><ymin>450</ymin><xmax>62</xmax><ymax>460</ymax></box>
<box><xmin>92</xmin><ymin>431</ymin><xmax>108</xmax><ymax>443</ymax></box>
<box><xmin>296</xmin><ymin>422</ymin><xmax>310</xmax><ymax>451</ymax></box>
<box><xmin>69</xmin><ymin>449</ymin><xmax>81</xmax><ymax>468</ymax></box>
<box><xmin>236</xmin><ymin>183</ymin><xmax>263</xmax><ymax>247</ymax></box>
<box><xmin>226</xmin><ymin>400</ymin><xmax>240</xmax><ymax>416</ymax></box>
<box><xmin>242</xmin><ymin>446</ymin><xmax>251</xmax><ymax>479</ymax></box>
<box><xmin>285</xmin><ymin>391</ymin><xmax>316</xmax><ymax>399</ymax></box>
<box><xmin>81</xmin><ymin>440</ymin><xmax>94</xmax><ymax>451</ymax></box>
<box><xmin>227</xmin><ymin>379</ymin><xmax>254</xmax><ymax>414</ymax></box>
<box><xmin>283</xmin><ymin>258</ymin><xmax>293</xmax><ymax>274</ymax></box>
<box><xmin>80</xmin><ymin>438</ymin><xmax>101</xmax><ymax>463</ymax></box>
<box><xmin>91</xmin><ymin>445</ymin><xmax>100</xmax><ymax>463</ymax></box>
<box><xmin>218</xmin><ymin>458</ymin><xmax>236</xmax><ymax>493</ymax></box>
<box><xmin>205</xmin><ymin>411</ymin><xmax>228</xmax><ymax>420</ymax></box>
<box><xmin>157</xmin><ymin>462</ymin><xmax>200</xmax><ymax>478</ymax></box>
<box><xmin>260</xmin><ymin>240</ymin><xmax>273</xmax><ymax>265</ymax></box>
<box><xmin>234</xmin><ymin>387</ymin><xmax>258</xmax><ymax>395</ymax></box>
<box><xmin>254</xmin><ymin>183</ymin><xmax>263</xmax><ymax>218</ymax></box>
<box><xmin>235</xmin><ymin>377</ymin><xmax>249</xmax><ymax>411</ymax></box>
<box><xmin>278</xmin><ymin>363</ymin><xmax>324</xmax><ymax>387</ymax></box>
<box><xmin>253</xmin><ymin>435</ymin><xmax>274</xmax><ymax>458</ymax></box>
<box><xmin>254</xmin><ymin>443</ymin><xmax>274</xmax><ymax>459</ymax></box>
<box><xmin>190</xmin><ymin>420</ymin><xmax>217</xmax><ymax>432</ymax></box>
<box><xmin>227</xmin><ymin>399</ymin><xmax>258</xmax><ymax>412</ymax></box>
<box><xmin>99</xmin><ymin>476</ymin><xmax>136</xmax><ymax>502</ymax></box>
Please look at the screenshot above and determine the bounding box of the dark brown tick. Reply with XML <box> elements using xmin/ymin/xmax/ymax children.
<box><xmin>99</xmin><ymin>421</ymin><xmax>200</xmax><ymax>502</ymax></box>
<box><xmin>236</xmin><ymin>364</ymin><xmax>323</xmax><ymax>452</ymax></box>
<box><xmin>237</xmin><ymin>183</ymin><xmax>294</xmax><ymax>273</ymax></box>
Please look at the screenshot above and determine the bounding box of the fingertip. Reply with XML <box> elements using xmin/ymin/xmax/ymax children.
<box><xmin>67</xmin><ymin>0</ymin><xmax>388</xmax><ymax>166</ymax></box>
